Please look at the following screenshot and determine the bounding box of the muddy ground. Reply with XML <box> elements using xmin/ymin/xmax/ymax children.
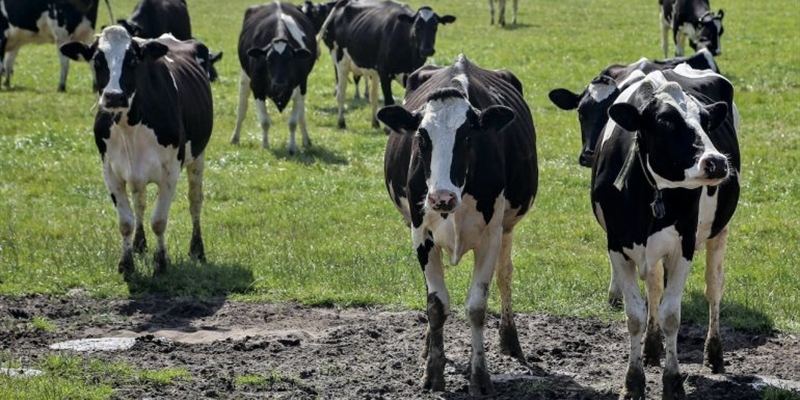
<box><xmin>1</xmin><ymin>294</ymin><xmax>799</xmax><ymax>399</ymax></box>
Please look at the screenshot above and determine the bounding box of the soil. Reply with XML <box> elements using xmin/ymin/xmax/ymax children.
<box><xmin>1</xmin><ymin>294</ymin><xmax>799</xmax><ymax>399</ymax></box>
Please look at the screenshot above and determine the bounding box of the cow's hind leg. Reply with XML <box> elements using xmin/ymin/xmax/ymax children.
<box><xmin>488</xmin><ymin>0</ymin><xmax>495</xmax><ymax>24</ymax></box>
<box><xmin>132</xmin><ymin>186</ymin><xmax>147</xmax><ymax>254</ymax></box>
<box><xmin>612</xmin><ymin>251</ymin><xmax>647</xmax><ymax>400</ymax></box>
<box><xmin>495</xmin><ymin>230</ymin><xmax>523</xmax><ymax>360</ymax></box>
<box><xmin>335</xmin><ymin>52</ymin><xmax>350</xmax><ymax>129</ymax></box>
<box><xmin>498</xmin><ymin>0</ymin><xmax>507</xmax><ymax>26</ymax></box>
<box><xmin>644</xmin><ymin>259</ymin><xmax>665</xmax><ymax>367</ymax></box>
<box><xmin>371</xmin><ymin>71</ymin><xmax>384</xmax><ymax>129</ymax></box>
<box><xmin>150</xmin><ymin>164</ymin><xmax>181</xmax><ymax>276</ymax></box>
<box><xmin>511</xmin><ymin>0</ymin><xmax>518</xmax><ymax>25</ymax></box>
<box><xmin>187</xmin><ymin>155</ymin><xmax>205</xmax><ymax>262</ymax></box>
<box><xmin>416</xmin><ymin>229</ymin><xmax>449</xmax><ymax>392</ymax></box>
<box><xmin>660</xmin><ymin>13</ymin><xmax>670</xmax><ymax>58</ymax></box>
<box><xmin>704</xmin><ymin>227</ymin><xmax>728</xmax><ymax>373</ymax></box>
<box><xmin>230</xmin><ymin>71</ymin><xmax>251</xmax><ymax>145</ymax></box>
<box><xmin>660</xmin><ymin>255</ymin><xmax>691</xmax><ymax>400</ymax></box>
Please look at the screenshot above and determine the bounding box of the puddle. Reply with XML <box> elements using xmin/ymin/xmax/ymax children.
<box><xmin>49</xmin><ymin>337</ymin><xmax>136</xmax><ymax>352</ymax></box>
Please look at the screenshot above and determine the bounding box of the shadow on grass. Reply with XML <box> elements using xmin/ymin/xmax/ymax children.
<box><xmin>270</xmin><ymin>144</ymin><xmax>349</xmax><ymax>165</ymax></box>
<box><xmin>500</xmin><ymin>22</ymin><xmax>538</xmax><ymax>31</ymax></box>
<box><xmin>682</xmin><ymin>289</ymin><xmax>775</xmax><ymax>334</ymax></box>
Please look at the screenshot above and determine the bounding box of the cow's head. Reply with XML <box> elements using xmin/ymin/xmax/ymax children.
<box><xmin>205</xmin><ymin>50</ymin><xmax>223</xmax><ymax>82</ymax></box>
<box><xmin>378</xmin><ymin>88</ymin><xmax>515</xmax><ymax>213</ymax></box>
<box><xmin>247</xmin><ymin>38</ymin><xmax>312</xmax><ymax>94</ymax></box>
<box><xmin>301</xmin><ymin>0</ymin><xmax>337</xmax><ymax>33</ymax></box>
<box><xmin>60</xmin><ymin>25</ymin><xmax>168</xmax><ymax>112</ymax></box>
<box><xmin>398</xmin><ymin>7</ymin><xmax>456</xmax><ymax>58</ymax></box>
<box><xmin>692</xmin><ymin>10</ymin><xmax>724</xmax><ymax>56</ymax></box>
<box><xmin>608</xmin><ymin>79</ymin><xmax>730</xmax><ymax>189</ymax></box>
<box><xmin>116</xmin><ymin>19</ymin><xmax>143</xmax><ymax>38</ymax></box>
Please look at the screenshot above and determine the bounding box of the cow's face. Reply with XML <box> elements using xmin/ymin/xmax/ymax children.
<box><xmin>609</xmin><ymin>81</ymin><xmax>730</xmax><ymax>189</ymax></box>
<box><xmin>378</xmin><ymin>89</ymin><xmax>514</xmax><ymax>213</ymax></box>
<box><xmin>61</xmin><ymin>26</ymin><xmax>169</xmax><ymax>112</ymax></box>
<box><xmin>398</xmin><ymin>7</ymin><xmax>456</xmax><ymax>58</ymax></box>
<box><xmin>301</xmin><ymin>1</ymin><xmax>337</xmax><ymax>32</ymax></box>
<box><xmin>247</xmin><ymin>39</ymin><xmax>312</xmax><ymax>94</ymax></box>
<box><xmin>692</xmin><ymin>10</ymin><xmax>724</xmax><ymax>56</ymax></box>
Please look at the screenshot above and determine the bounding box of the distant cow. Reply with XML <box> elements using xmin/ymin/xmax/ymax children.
<box><xmin>117</xmin><ymin>0</ymin><xmax>223</xmax><ymax>82</ymax></box>
<box><xmin>489</xmin><ymin>0</ymin><xmax>517</xmax><ymax>26</ymax></box>
<box><xmin>660</xmin><ymin>0</ymin><xmax>724</xmax><ymax>57</ymax></box>
<box><xmin>591</xmin><ymin>66</ymin><xmax>739</xmax><ymax>399</ymax></box>
<box><xmin>321</xmin><ymin>0</ymin><xmax>455</xmax><ymax>129</ymax></box>
<box><xmin>0</xmin><ymin>0</ymin><xmax>101</xmax><ymax>91</ymax></box>
<box><xmin>61</xmin><ymin>26</ymin><xmax>213</xmax><ymax>277</ymax></box>
<box><xmin>379</xmin><ymin>55</ymin><xmax>537</xmax><ymax>395</ymax></box>
<box><xmin>230</xmin><ymin>1</ymin><xmax>317</xmax><ymax>155</ymax></box>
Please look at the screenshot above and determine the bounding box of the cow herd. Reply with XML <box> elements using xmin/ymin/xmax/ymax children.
<box><xmin>2</xmin><ymin>0</ymin><xmax>740</xmax><ymax>399</ymax></box>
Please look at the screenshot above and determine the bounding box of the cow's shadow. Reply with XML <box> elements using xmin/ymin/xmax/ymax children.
<box><xmin>271</xmin><ymin>145</ymin><xmax>349</xmax><ymax>165</ymax></box>
<box><xmin>499</xmin><ymin>22</ymin><xmax>538</xmax><ymax>31</ymax></box>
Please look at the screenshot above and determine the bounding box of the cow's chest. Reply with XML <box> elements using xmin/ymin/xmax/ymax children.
<box><xmin>695</xmin><ymin>186</ymin><xmax>720</xmax><ymax>249</ymax></box>
<box><xmin>423</xmin><ymin>194</ymin><xmax>504</xmax><ymax>264</ymax></box>
<box><xmin>103</xmin><ymin>122</ymin><xmax>182</xmax><ymax>189</ymax></box>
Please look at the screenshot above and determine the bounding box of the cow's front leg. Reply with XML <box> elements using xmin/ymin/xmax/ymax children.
<box><xmin>187</xmin><ymin>155</ymin><xmax>205</xmax><ymax>262</ymax></box>
<box><xmin>371</xmin><ymin>71</ymin><xmax>386</xmax><ymax>129</ymax></box>
<box><xmin>674</xmin><ymin>28</ymin><xmax>686</xmax><ymax>57</ymax></box>
<box><xmin>660</xmin><ymin>17</ymin><xmax>670</xmax><ymax>58</ymax></box>
<box><xmin>288</xmin><ymin>87</ymin><xmax>311</xmax><ymax>155</ymax></box>
<box><xmin>57</xmin><ymin>51</ymin><xmax>70</xmax><ymax>92</ymax></box>
<box><xmin>415</xmin><ymin>229</ymin><xmax>449</xmax><ymax>392</ymax></box>
<box><xmin>612</xmin><ymin>251</ymin><xmax>646</xmax><ymax>400</ymax></box>
<box><xmin>660</xmin><ymin>256</ymin><xmax>691</xmax><ymax>400</ymax></box>
<box><xmin>255</xmin><ymin>99</ymin><xmax>271</xmax><ymax>150</ymax></box>
<box><xmin>230</xmin><ymin>71</ymin><xmax>251</xmax><ymax>145</ymax></box>
<box><xmin>511</xmin><ymin>0</ymin><xmax>518</xmax><ymax>25</ymax></box>
<box><xmin>495</xmin><ymin>230</ymin><xmax>523</xmax><ymax>360</ymax></box>
<box><xmin>150</xmin><ymin>163</ymin><xmax>180</xmax><ymax>276</ymax></box>
<box><xmin>335</xmin><ymin>54</ymin><xmax>350</xmax><ymax>129</ymax></box>
<box><xmin>3</xmin><ymin>50</ymin><xmax>19</xmax><ymax>89</ymax></box>
<box><xmin>131</xmin><ymin>186</ymin><xmax>147</xmax><ymax>254</ymax></box>
<box><xmin>498</xmin><ymin>0</ymin><xmax>506</xmax><ymax>26</ymax></box>
<box><xmin>704</xmin><ymin>227</ymin><xmax>728</xmax><ymax>373</ymax></box>
<box><xmin>466</xmin><ymin>228</ymin><xmax>502</xmax><ymax>396</ymax></box>
<box><xmin>104</xmin><ymin>167</ymin><xmax>135</xmax><ymax>278</ymax></box>
<box><xmin>644</xmin><ymin>259</ymin><xmax>665</xmax><ymax>367</ymax></box>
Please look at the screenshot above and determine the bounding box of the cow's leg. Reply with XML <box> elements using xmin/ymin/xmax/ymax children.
<box><xmin>660</xmin><ymin>255</ymin><xmax>691</xmax><ymax>400</ymax></box>
<box><xmin>150</xmin><ymin>163</ymin><xmax>181</xmax><ymax>276</ymax></box>
<box><xmin>255</xmin><ymin>99</ymin><xmax>271</xmax><ymax>150</ymax></box>
<box><xmin>704</xmin><ymin>226</ymin><xmax>728</xmax><ymax>373</ymax></box>
<box><xmin>415</xmin><ymin>229</ymin><xmax>449</xmax><ymax>392</ymax></box>
<box><xmin>466</xmin><ymin>228</ymin><xmax>502</xmax><ymax>396</ymax></box>
<box><xmin>56</xmin><ymin>44</ymin><xmax>70</xmax><ymax>92</ymax></box>
<box><xmin>335</xmin><ymin>54</ymin><xmax>350</xmax><ymax>130</ymax></box>
<box><xmin>231</xmin><ymin>71</ymin><xmax>251</xmax><ymax>145</ymax></box>
<box><xmin>511</xmin><ymin>0</ymin><xmax>518</xmax><ymax>25</ymax></box>
<box><xmin>131</xmin><ymin>186</ymin><xmax>147</xmax><ymax>254</ymax></box>
<box><xmin>330</xmin><ymin>49</ymin><xmax>339</xmax><ymax>98</ymax></box>
<box><xmin>608</xmin><ymin>263</ymin><xmax>623</xmax><ymax>309</ymax></box>
<box><xmin>488</xmin><ymin>0</ymin><xmax>495</xmax><ymax>24</ymax></box>
<box><xmin>644</xmin><ymin>259</ymin><xmax>664</xmax><ymax>367</ymax></box>
<box><xmin>674</xmin><ymin>25</ymin><xmax>686</xmax><ymax>57</ymax></box>
<box><xmin>353</xmin><ymin>74</ymin><xmax>362</xmax><ymax>101</ymax></box>
<box><xmin>498</xmin><ymin>0</ymin><xmax>506</xmax><ymax>26</ymax></box>
<box><xmin>495</xmin><ymin>230</ymin><xmax>523</xmax><ymax>360</ymax></box>
<box><xmin>661</xmin><ymin>14</ymin><xmax>670</xmax><ymax>58</ymax></box>
<box><xmin>612</xmin><ymin>250</ymin><xmax>647</xmax><ymax>400</ymax></box>
<box><xmin>187</xmin><ymin>155</ymin><xmax>205</xmax><ymax>262</ymax></box>
<box><xmin>104</xmin><ymin>167</ymin><xmax>135</xmax><ymax>278</ymax></box>
<box><xmin>3</xmin><ymin>50</ymin><xmax>19</xmax><ymax>89</ymax></box>
<box><xmin>371</xmin><ymin>71</ymin><xmax>385</xmax><ymax>129</ymax></box>
<box><xmin>287</xmin><ymin>87</ymin><xmax>311</xmax><ymax>155</ymax></box>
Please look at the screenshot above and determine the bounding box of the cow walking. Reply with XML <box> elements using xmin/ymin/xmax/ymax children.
<box><xmin>0</xmin><ymin>0</ymin><xmax>101</xmax><ymax>91</ymax></box>
<box><xmin>489</xmin><ymin>0</ymin><xmax>518</xmax><ymax>26</ymax></box>
<box><xmin>230</xmin><ymin>1</ymin><xmax>317</xmax><ymax>154</ymax></box>
<box><xmin>590</xmin><ymin>65</ymin><xmax>739</xmax><ymax>399</ymax></box>
<box><xmin>320</xmin><ymin>0</ymin><xmax>455</xmax><ymax>129</ymax></box>
<box><xmin>660</xmin><ymin>0</ymin><xmax>724</xmax><ymax>57</ymax></box>
<box><xmin>379</xmin><ymin>55</ymin><xmax>537</xmax><ymax>395</ymax></box>
<box><xmin>60</xmin><ymin>26</ymin><xmax>213</xmax><ymax>278</ymax></box>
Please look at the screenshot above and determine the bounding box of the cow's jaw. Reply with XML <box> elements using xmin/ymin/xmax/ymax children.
<box><xmin>97</xmin><ymin>27</ymin><xmax>135</xmax><ymax>112</ymax></box>
<box><xmin>421</xmin><ymin>96</ymin><xmax>470</xmax><ymax>213</ymax></box>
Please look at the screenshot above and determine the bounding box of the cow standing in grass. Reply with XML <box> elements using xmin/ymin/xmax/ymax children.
<box><xmin>379</xmin><ymin>54</ymin><xmax>537</xmax><ymax>395</ymax></box>
<box><xmin>489</xmin><ymin>0</ymin><xmax>517</xmax><ymax>26</ymax></box>
<box><xmin>61</xmin><ymin>26</ymin><xmax>213</xmax><ymax>278</ymax></box>
<box><xmin>660</xmin><ymin>0</ymin><xmax>724</xmax><ymax>57</ymax></box>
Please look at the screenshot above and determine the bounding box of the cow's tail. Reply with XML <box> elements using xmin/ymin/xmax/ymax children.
<box><xmin>314</xmin><ymin>0</ymin><xmax>349</xmax><ymax>59</ymax></box>
<box><xmin>104</xmin><ymin>0</ymin><xmax>115</xmax><ymax>24</ymax></box>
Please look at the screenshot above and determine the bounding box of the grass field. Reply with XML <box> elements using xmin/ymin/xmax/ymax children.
<box><xmin>0</xmin><ymin>0</ymin><xmax>798</xmax><ymax>338</ymax></box>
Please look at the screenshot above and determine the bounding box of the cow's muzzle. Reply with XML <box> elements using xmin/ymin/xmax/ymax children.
<box><xmin>702</xmin><ymin>154</ymin><xmax>729</xmax><ymax>180</ymax></box>
<box><xmin>419</xmin><ymin>48</ymin><xmax>435</xmax><ymax>58</ymax></box>
<box><xmin>101</xmin><ymin>90</ymin><xmax>129</xmax><ymax>110</ymax></box>
<box><xmin>579</xmin><ymin>150</ymin><xmax>595</xmax><ymax>168</ymax></box>
<box><xmin>427</xmin><ymin>190</ymin><xmax>458</xmax><ymax>213</ymax></box>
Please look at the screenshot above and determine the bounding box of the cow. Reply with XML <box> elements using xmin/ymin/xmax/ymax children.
<box><xmin>60</xmin><ymin>25</ymin><xmax>213</xmax><ymax>278</ymax></box>
<box><xmin>590</xmin><ymin>65</ymin><xmax>739</xmax><ymax>399</ymax></box>
<box><xmin>0</xmin><ymin>0</ymin><xmax>103</xmax><ymax>91</ymax></box>
<box><xmin>660</xmin><ymin>0</ymin><xmax>724</xmax><ymax>58</ymax></box>
<box><xmin>320</xmin><ymin>0</ymin><xmax>455</xmax><ymax>129</ymax></box>
<box><xmin>489</xmin><ymin>0</ymin><xmax>517</xmax><ymax>26</ymax></box>
<box><xmin>378</xmin><ymin>54</ymin><xmax>537</xmax><ymax>395</ymax></box>
<box><xmin>229</xmin><ymin>1</ymin><xmax>317</xmax><ymax>155</ymax></box>
<box><xmin>116</xmin><ymin>0</ymin><xmax>223</xmax><ymax>82</ymax></box>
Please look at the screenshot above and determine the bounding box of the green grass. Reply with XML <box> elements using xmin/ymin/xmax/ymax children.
<box><xmin>28</xmin><ymin>316</ymin><xmax>56</xmax><ymax>333</ymax></box>
<box><xmin>0</xmin><ymin>0</ymin><xmax>798</xmax><ymax>335</ymax></box>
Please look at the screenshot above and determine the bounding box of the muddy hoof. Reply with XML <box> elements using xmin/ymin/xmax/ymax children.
<box><xmin>421</xmin><ymin>372</ymin><xmax>445</xmax><ymax>392</ymax></box>
<box><xmin>499</xmin><ymin>319</ymin><xmax>525</xmax><ymax>361</ymax></box>
<box><xmin>620</xmin><ymin>366</ymin><xmax>646</xmax><ymax>400</ymax></box>
<box><xmin>469</xmin><ymin>365</ymin><xmax>495</xmax><ymax>396</ymax></box>
<box><xmin>643</xmin><ymin>327</ymin><xmax>662</xmax><ymax>367</ymax></box>
<box><xmin>338</xmin><ymin>119</ymin><xmax>346</xmax><ymax>130</ymax></box>
<box><xmin>662</xmin><ymin>372</ymin><xmax>687</xmax><ymax>400</ymax></box>
<box><xmin>704</xmin><ymin>336</ymin><xmax>725</xmax><ymax>373</ymax></box>
<box><xmin>371</xmin><ymin>118</ymin><xmax>380</xmax><ymax>129</ymax></box>
<box><xmin>118</xmin><ymin>251</ymin><xmax>134</xmax><ymax>277</ymax></box>
<box><xmin>153</xmin><ymin>250</ymin><xmax>168</xmax><ymax>276</ymax></box>
<box><xmin>133</xmin><ymin>228</ymin><xmax>147</xmax><ymax>254</ymax></box>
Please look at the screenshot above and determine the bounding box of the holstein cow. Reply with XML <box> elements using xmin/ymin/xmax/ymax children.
<box><xmin>0</xmin><ymin>0</ymin><xmax>103</xmax><ymax>91</ymax></box>
<box><xmin>230</xmin><ymin>1</ymin><xmax>317</xmax><ymax>155</ymax></box>
<box><xmin>117</xmin><ymin>0</ymin><xmax>223</xmax><ymax>82</ymax></box>
<box><xmin>379</xmin><ymin>55</ymin><xmax>537</xmax><ymax>395</ymax></box>
<box><xmin>320</xmin><ymin>0</ymin><xmax>455</xmax><ymax>129</ymax></box>
<box><xmin>660</xmin><ymin>0</ymin><xmax>724</xmax><ymax>57</ymax></box>
<box><xmin>591</xmin><ymin>65</ymin><xmax>739</xmax><ymax>399</ymax></box>
<box><xmin>489</xmin><ymin>0</ymin><xmax>518</xmax><ymax>26</ymax></box>
<box><xmin>60</xmin><ymin>25</ymin><xmax>213</xmax><ymax>278</ymax></box>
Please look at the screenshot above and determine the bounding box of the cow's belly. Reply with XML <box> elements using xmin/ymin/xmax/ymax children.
<box><xmin>67</xmin><ymin>18</ymin><xmax>94</xmax><ymax>44</ymax></box>
<box><xmin>104</xmin><ymin>124</ymin><xmax>181</xmax><ymax>188</ymax></box>
<box><xmin>5</xmin><ymin>14</ymin><xmax>55</xmax><ymax>50</ymax></box>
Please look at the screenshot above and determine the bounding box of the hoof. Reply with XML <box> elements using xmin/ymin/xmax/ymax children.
<box><xmin>153</xmin><ymin>250</ymin><xmax>168</xmax><ymax>276</ymax></box>
<box><xmin>704</xmin><ymin>335</ymin><xmax>725</xmax><ymax>373</ymax></box>
<box><xmin>338</xmin><ymin>119</ymin><xmax>346</xmax><ymax>130</ymax></box>
<box><xmin>133</xmin><ymin>228</ymin><xmax>147</xmax><ymax>254</ymax></box>
<box><xmin>371</xmin><ymin>118</ymin><xmax>380</xmax><ymax>129</ymax></box>
<box><xmin>662</xmin><ymin>372</ymin><xmax>687</xmax><ymax>400</ymax></box>
<box><xmin>230</xmin><ymin>136</ymin><xmax>240</xmax><ymax>145</ymax></box>
<box><xmin>620</xmin><ymin>366</ymin><xmax>646</xmax><ymax>400</ymax></box>
<box><xmin>643</xmin><ymin>325</ymin><xmax>662</xmax><ymax>367</ymax></box>
<box><xmin>499</xmin><ymin>319</ymin><xmax>525</xmax><ymax>361</ymax></box>
<box><xmin>469</xmin><ymin>365</ymin><xmax>495</xmax><ymax>396</ymax></box>
<box><xmin>58</xmin><ymin>85</ymin><xmax>66</xmax><ymax>92</ymax></box>
<box><xmin>118</xmin><ymin>251</ymin><xmax>134</xmax><ymax>278</ymax></box>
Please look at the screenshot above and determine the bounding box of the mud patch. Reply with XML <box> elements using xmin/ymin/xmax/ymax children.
<box><xmin>1</xmin><ymin>295</ymin><xmax>799</xmax><ymax>399</ymax></box>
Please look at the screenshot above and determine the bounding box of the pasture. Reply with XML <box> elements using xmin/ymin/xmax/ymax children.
<box><xmin>1</xmin><ymin>0</ymin><xmax>799</xmax><ymax>398</ymax></box>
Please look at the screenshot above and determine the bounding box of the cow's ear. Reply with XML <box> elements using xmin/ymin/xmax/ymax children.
<box><xmin>704</xmin><ymin>101</ymin><xmax>728</xmax><ymax>131</ymax></box>
<box><xmin>141</xmin><ymin>41</ymin><xmax>169</xmax><ymax>61</ymax></box>
<box><xmin>608</xmin><ymin>103</ymin><xmax>642</xmax><ymax>132</ymax></box>
<box><xmin>60</xmin><ymin>42</ymin><xmax>94</xmax><ymax>61</ymax></box>
<box><xmin>247</xmin><ymin>46</ymin><xmax>269</xmax><ymax>58</ymax></box>
<box><xmin>717</xmin><ymin>9</ymin><xmax>724</xmax><ymax>19</ymax></box>
<box><xmin>478</xmin><ymin>105</ymin><xmax>515</xmax><ymax>133</ymax></box>
<box><xmin>210</xmin><ymin>51</ymin><xmax>223</xmax><ymax>63</ymax></box>
<box><xmin>548</xmin><ymin>88</ymin><xmax>581</xmax><ymax>110</ymax></box>
<box><xmin>397</xmin><ymin>14</ymin><xmax>415</xmax><ymax>24</ymax></box>
<box><xmin>377</xmin><ymin>105</ymin><xmax>421</xmax><ymax>133</ymax></box>
<box><xmin>437</xmin><ymin>15</ymin><xmax>456</xmax><ymax>24</ymax></box>
<box><xmin>294</xmin><ymin>48</ymin><xmax>313</xmax><ymax>60</ymax></box>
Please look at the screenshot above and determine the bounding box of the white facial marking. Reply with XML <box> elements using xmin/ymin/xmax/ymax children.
<box><xmin>419</xmin><ymin>9</ymin><xmax>434</xmax><ymax>21</ymax></box>
<box><xmin>588</xmin><ymin>80</ymin><xmax>616</xmax><ymax>102</ymax></box>
<box><xmin>98</xmin><ymin>26</ymin><xmax>133</xmax><ymax>103</ymax></box>
<box><xmin>421</xmin><ymin>96</ymin><xmax>470</xmax><ymax>200</ymax></box>
<box><xmin>281</xmin><ymin>13</ymin><xmax>307</xmax><ymax>50</ymax></box>
<box><xmin>273</xmin><ymin>41</ymin><xmax>287</xmax><ymax>54</ymax></box>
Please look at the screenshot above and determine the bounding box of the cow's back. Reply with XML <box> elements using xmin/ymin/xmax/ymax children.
<box><xmin>131</xmin><ymin>0</ymin><xmax>192</xmax><ymax>40</ymax></box>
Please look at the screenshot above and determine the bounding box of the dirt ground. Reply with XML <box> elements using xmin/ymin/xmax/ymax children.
<box><xmin>1</xmin><ymin>294</ymin><xmax>799</xmax><ymax>399</ymax></box>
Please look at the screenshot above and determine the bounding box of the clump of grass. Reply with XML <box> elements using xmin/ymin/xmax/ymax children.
<box><xmin>28</xmin><ymin>316</ymin><xmax>55</xmax><ymax>333</ymax></box>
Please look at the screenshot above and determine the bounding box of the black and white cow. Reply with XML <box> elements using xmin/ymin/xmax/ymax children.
<box><xmin>117</xmin><ymin>0</ymin><xmax>223</xmax><ymax>82</ymax></box>
<box><xmin>230</xmin><ymin>1</ymin><xmax>317</xmax><ymax>155</ymax></box>
<box><xmin>0</xmin><ymin>0</ymin><xmax>101</xmax><ymax>91</ymax></box>
<box><xmin>60</xmin><ymin>25</ymin><xmax>213</xmax><ymax>278</ymax></box>
<box><xmin>660</xmin><ymin>0</ymin><xmax>724</xmax><ymax>57</ymax></box>
<box><xmin>591</xmin><ymin>65</ymin><xmax>739</xmax><ymax>399</ymax></box>
<box><xmin>378</xmin><ymin>55</ymin><xmax>537</xmax><ymax>395</ymax></box>
<box><xmin>489</xmin><ymin>0</ymin><xmax>517</xmax><ymax>26</ymax></box>
<box><xmin>320</xmin><ymin>0</ymin><xmax>455</xmax><ymax>129</ymax></box>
